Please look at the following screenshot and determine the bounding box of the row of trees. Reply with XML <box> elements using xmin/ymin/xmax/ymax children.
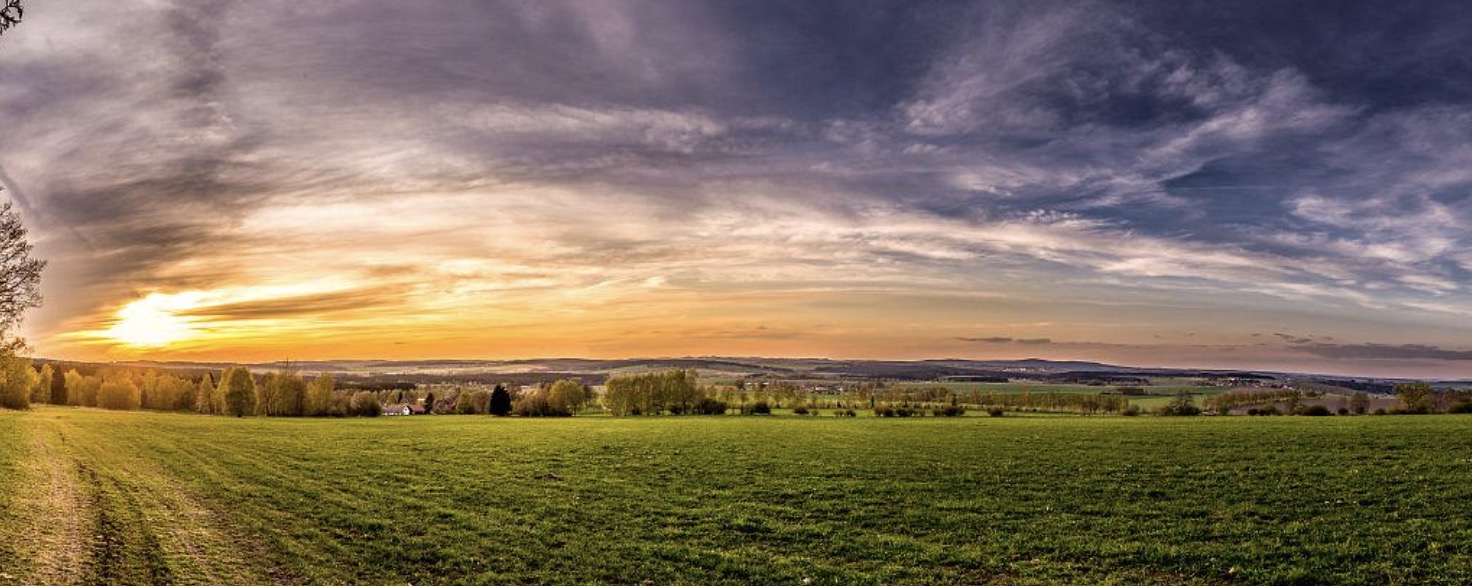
<box><xmin>7</xmin><ymin>363</ymin><xmax>379</xmax><ymax>418</ymax></box>
<box><xmin>1203</xmin><ymin>389</ymin><xmax>1327</xmax><ymax>413</ymax></box>
<box><xmin>603</xmin><ymin>370</ymin><xmax>702</xmax><ymax>415</ymax></box>
<box><xmin>961</xmin><ymin>391</ymin><xmax>1132</xmax><ymax>414</ymax></box>
<box><xmin>1393</xmin><ymin>383</ymin><xmax>1472</xmax><ymax>414</ymax></box>
<box><xmin>204</xmin><ymin>368</ymin><xmax>375</xmax><ymax>417</ymax></box>
<box><xmin>428</xmin><ymin>381</ymin><xmax>592</xmax><ymax>416</ymax></box>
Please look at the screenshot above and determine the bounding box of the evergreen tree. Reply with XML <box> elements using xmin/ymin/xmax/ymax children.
<box><xmin>49</xmin><ymin>363</ymin><xmax>66</xmax><ymax>405</ymax></box>
<box><xmin>489</xmin><ymin>384</ymin><xmax>512</xmax><ymax>416</ymax></box>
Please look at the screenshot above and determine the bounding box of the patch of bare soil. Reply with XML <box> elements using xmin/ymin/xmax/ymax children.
<box><xmin>11</xmin><ymin>422</ymin><xmax>91</xmax><ymax>586</ymax></box>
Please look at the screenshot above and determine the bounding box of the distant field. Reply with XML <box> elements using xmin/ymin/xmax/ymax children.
<box><xmin>894</xmin><ymin>380</ymin><xmax>1228</xmax><ymax>396</ymax></box>
<box><xmin>3</xmin><ymin>408</ymin><xmax>1472</xmax><ymax>585</ymax></box>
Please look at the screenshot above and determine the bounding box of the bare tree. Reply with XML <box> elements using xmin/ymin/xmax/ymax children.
<box><xmin>0</xmin><ymin>1</ymin><xmax>21</xmax><ymax>36</ymax></box>
<box><xmin>0</xmin><ymin>201</ymin><xmax>42</xmax><ymax>353</ymax></box>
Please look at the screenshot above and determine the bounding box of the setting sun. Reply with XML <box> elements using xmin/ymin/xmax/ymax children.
<box><xmin>104</xmin><ymin>294</ymin><xmax>198</xmax><ymax>348</ymax></box>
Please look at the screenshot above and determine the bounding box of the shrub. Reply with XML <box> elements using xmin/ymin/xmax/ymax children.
<box><xmin>741</xmin><ymin>401</ymin><xmax>771</xmax><ymax>415</ymax></box>
<box><xmin>793</xmin><ymin>406</ymin><xmax>809</xmax><ymax>415</ymax></box>
<box><xmin>1299</xmin><ymin>405</ymin><xmax>1332</xmax><ymax>416</ymax></box>
<box><xmin>1155</xmin><ymin>394</ymin><xmax>1201</xmax><ymax>416</ymax></box>
<box><xmin>840</xmin><ymin>409</ymin><xmax>856</xmax><ymax>417</ymax></box>
<box><xmin>348</xmin><ymin>391</ymin><xmax>381</xmax><ymax>417</ymax></box>
<box><xmin>933</xmin><ymin>405</ymin><xmax>966</xmax><ymax>417</ymax></box>
<box><xmin>1449</xmin><ymin>402</ymin><xmax>1472</xmax><ymax>414</ymax></box>
<box><xmin>1121</xmin><ymin>405</ymin><xmax>1141</xmax><ymax>417</ymax></box>
<box><xmin>1337</xmin><ymin>408</ymin><xmax>1349</xmax><ymax>415</ymax></box>
<box><xmin>987</xmin><ymin>407</ymin><xmax>1005</xmax><ymax>417</ymax></box>
<box><xmin>875</xmin><ymin>404</ymin><xmax>917</xmax><ymax>417</ymax></box>
<box><xmin>692</xmin><ymin>397</ymin><xmax>728</xmax><ymax>415</ymax></box>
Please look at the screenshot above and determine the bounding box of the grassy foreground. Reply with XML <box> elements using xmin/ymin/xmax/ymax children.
<box><xmin>3</xmin><ymin>408</ymin><xmax>1472</xmax><ymax>585</ymax></box>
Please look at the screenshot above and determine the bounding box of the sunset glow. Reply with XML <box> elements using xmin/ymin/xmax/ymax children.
<box><xmin>103</xmin><ymin>294</ymin><xmax>199</xmax><ymax>348</ymax></box>
<box><xmin>3</xmin><ymin>2</ymin><xmax>1472</xmax><ymax>377</ymax></box>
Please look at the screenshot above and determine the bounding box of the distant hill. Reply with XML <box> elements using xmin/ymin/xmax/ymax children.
<box><xmin>42</xmin><ymin>356</ymin><xmax>1441</xmax><ymax>387</ymax></box>
<box><xmin>71</xmin><ymin>356</ymin><xmax>1208</xmax><ymax>379</ymax></box>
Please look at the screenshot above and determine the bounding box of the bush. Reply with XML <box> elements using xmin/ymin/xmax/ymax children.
<box><xmin>1299</xmin><ymin>405</ymin><xmax>1332</xmax><ymax>416</ymax></box>
<box><xmin>348</xmin><ymin>391</ymin><xmax>381</xmax><ymax>417</ymax></box>
<box><xmin>793</xmin><ymin>406</ymin><xmax>809</xmax><ymax>415</ymax></box>
<box><xmin>741</xmin><ymin>401</ymin><xmax>771</xmax><ymax>415</ymax></box>
<box><xmin>1121</xmin><ymin>405</ymin><xmax>1141</xmax><ymax>417</ymax></box>
<box><xmin>933</xmin><ymin>405</ymin><xmax>966</xmax><ymax>417</ymax></box>
<box><xmin>1372</xmin><ymin>408</ymin><xmax>1387</xmax><ymax>415</ymax></box>
<box><xmin>692</xmin><ymin>397</ymin><xmax>728</xmax><ymax>415</ymax></box>
<box><xmin>987</xmin><ymin>407</ymin><xmax>1005</xmax><ymax>417</ymax></box>
<box><xmin>875</xmin><ymin>404</ymin><xmax>918</xmax><ymax>417</ymax></box>
<box><xmin>1449</xmin><ymin>402</ymin><xmax>1472</xmax><ymax>414</ymax></box>
<box><xmin>838</xmin><ymin>409</ymin><xmax>856</xmax><ymax>417</ymax></box>
<box><xmin>1155</xmin><ymin>394</ymin><xmax>1201</xmax><ymax>416</ymax></box>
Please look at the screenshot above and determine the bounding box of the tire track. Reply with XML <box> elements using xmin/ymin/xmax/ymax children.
<box><xmin>57</xmin><ymin>414</ymin><xmax>290</xmax><ymax>586</ymax></box>
<box><xmin>12</xmin><ymin>411</ymin><xmax>291</xmax><ymax>585</ymax></box>
<box><xmin>10</xmin><ymin>417</ymin><xmax>92</xmax><ymax>586</ymax></box>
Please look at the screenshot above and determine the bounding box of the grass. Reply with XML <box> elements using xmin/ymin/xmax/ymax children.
<box><xmin>4</xmin><ymin>408</ymin><xmax>1472</xmax><ymax>584</ymax></box>
<box><xmin>0</xmin><ymin>411</ymin><xmax>23</xmax><ymax>580</ymax></box>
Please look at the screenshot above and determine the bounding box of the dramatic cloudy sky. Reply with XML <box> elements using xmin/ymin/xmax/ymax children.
<box><xmin>4</xmin><ymin>1</ymin><xmax>1472</xmax><ymax>376</ymax></box>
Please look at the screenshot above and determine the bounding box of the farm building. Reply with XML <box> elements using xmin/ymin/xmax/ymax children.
<box><xmin>383</xmin><ymin>403</ymin><xmax>427</xmax><ymax>416</ymax></box>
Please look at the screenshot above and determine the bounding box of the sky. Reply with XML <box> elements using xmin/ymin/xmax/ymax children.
<box><xmin>3</xmin><ymin>1</ymin><xmax>1472</xmax><ymax>377</ymax></box>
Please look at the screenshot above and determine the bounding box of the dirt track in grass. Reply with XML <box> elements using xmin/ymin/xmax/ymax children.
<box><xmin>0</xmin><ymin>410</ymin><xmax>288</xmax><ymax>586</ymax></box>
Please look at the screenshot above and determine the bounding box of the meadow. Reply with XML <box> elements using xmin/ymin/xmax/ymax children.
<box><xmin>3</xmin><ymin>407</ymin><xmax>1472</xmax><ymax>585</ymax></box>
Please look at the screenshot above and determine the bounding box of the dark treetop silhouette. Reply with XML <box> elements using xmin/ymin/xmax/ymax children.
<box><xmin>0</xmin><ymin>1</ymin><xmax>20</xmax><ymax>36</ymax></box>
<box><xmin>0</xmin><ymin>201</ymin><xmax>43</xmax><ymax>352</ymax></box>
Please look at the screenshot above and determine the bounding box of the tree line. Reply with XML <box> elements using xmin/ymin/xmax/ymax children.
<box><xmin>0</xmin><ymin>361</ymin><xmax>387</xmax><ymax>417</ymax></box>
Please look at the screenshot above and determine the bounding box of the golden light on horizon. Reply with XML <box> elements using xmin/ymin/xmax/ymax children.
<box><xmin>103</xmin><ymin>294</ymin><xmax>199</xmax><ymax>348</ymax></box>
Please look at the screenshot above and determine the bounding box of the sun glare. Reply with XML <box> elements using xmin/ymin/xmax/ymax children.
<box><xmin>105</xmin><ymin>294</ymin><xmax>198</xmax><ymax>348</ymax></box>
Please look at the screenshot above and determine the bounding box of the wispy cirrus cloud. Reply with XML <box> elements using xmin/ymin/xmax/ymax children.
<box><xmin>4</xmin><ymin>0</ymin><xmax>1472</xmax><ymax>376</ymax></box>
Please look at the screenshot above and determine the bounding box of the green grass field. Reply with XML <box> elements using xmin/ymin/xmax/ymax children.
<box><xmin>3</xmin><ymin>408</ymin><xmax>1472</xmax><ymax>585</ymax></box>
